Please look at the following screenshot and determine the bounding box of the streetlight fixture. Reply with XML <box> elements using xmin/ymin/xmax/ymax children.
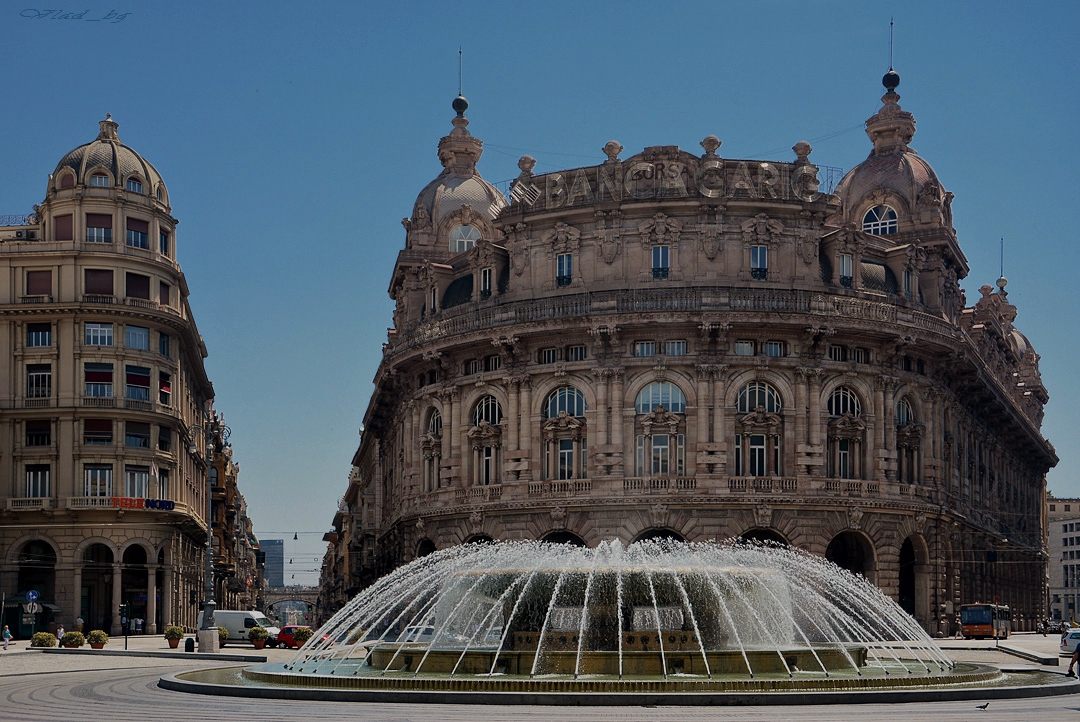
<box><xmin>188</xmin><ymin>418</ymin><xmax>228</xmax><ymax>653</ymax></box>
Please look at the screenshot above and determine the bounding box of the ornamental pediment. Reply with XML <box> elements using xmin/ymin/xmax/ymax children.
<box><xmin>467</xmin><ymin>420</ymin><xmax>502</xmax><ymax>442</ymax></box>
<box><xmin>542</xmin><ymin>411</ymin><xmax>585</xmax><ymax>437</ymax></box>
<box><xmin>737</xmin><ymin>406</ymin><xmax>782</xmax><ymax>430</ymax></box>
<box><xmin>828</xmin><ymin>413</ymin><xmax>866</xmax><ymax>437</ymax></box>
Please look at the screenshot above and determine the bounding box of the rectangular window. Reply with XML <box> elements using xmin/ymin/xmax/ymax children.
<box><xmin>829</xmin><ymin>345</ymin><xmax>847</xmax><ymax>362</ymax></box>
<box><xmin>558</xmin><ymin>438</ymin><xmax>574</xmax><ymax>480</ymax></box>
<box><xmin>125</xmin><ymin>218</ymin><xmax>149</xmax><ymax>248</ymax></box>
<box><xmin>465</xmin><ymin>359</ymin><xmax>480</xmax><ymax>375</ymax></box>
<box><xmin>84</xmin><ymin>419</ymin><xmax>112</xmax><ymax>445</ymax></box>
<box><xmin>126</xmin><ymin>272</ymin><xmax>150</xmax><ymax>299</ymax></box>
<box><xmin>158</xmin><ymin>426</ymin><xmax>172</xmax><ymax>451</ymax></box>
<box><xmin>159</xmin><ymin>231</ymin><xmax>170</xmax><ymax>256</ymax></box>
<box><xmin>159</xmin><ymin>372</ymin><xmax>172</xmax><ymax>405</ymax></box>
<box><xmin>430</xmin><ymin>287</ymin><xmax>437</xmax><ymax>314</ymax></box>
<box><xmin>26</xmin><ymin>364</ymin><xmax>52</xmax><ymax>398</ymax></box>
<box><xmin>566</xmin><ymin>345</ymin><xmax>587</xmax><ymax>361</ymax></box>
<box><xmin>84</xmin><ymin>362</ymin><xmax>114</xmax><ymax>397</ymax></box>
<box><xmin>27</xmin><ymin>323</ymin><xmax>51</xmax><ymax>347</ymax></box>
<box><xmin>652</xmin><ymin>434</ymin><xmax>670</xmax><ymax>476</ymax></box>
<box><xmin>838</xmin><ymin>253</ymin><xmax>853</xmax><ymax>287</ymax></box>
<box><xmin>26</xmin><ymin>270</ymin><xmax>52</xmax><ymax>296</ymax></box>
<box><xmin>634</xmin><ymin>341</ymin><xmax>656</xmax><ymax>357</ymax></box>
<box><xmin>636</xmin><ymin>435</ymin><xmax>646</xmax><ymax>476</ymax></box>
<box><xmin>539</xmin><ymin>348</ymin><xmax>557</xmax><ymax>364</ymax></box>
<box><xmin>556</xmin><ymin>253</ymin><xmax>573</xmax><ymax>286</ymax></box>
<box><xmin>25</xmin><ymin>465</ymin><xmax>50</xmax><ymax>498</ymax></box>
<box><xmin>86</xmin><ymin>213</ymin><xmax>113</xmax><ymax>242</ymax></box>
<box><xmin>665</xmin><ymin>340</ymin><xmax>687</xmax><ymax>356</ymax></box>
<box><xmin>480</xmin><ymin>267</ymin><xmax>493</xmax><ymax>298</ymax></box>
<box><xmin>125</xmin><ymin>365</ymin><xmax>151</xmax><ymax>400</ymax></box>
<box><xmin>125</xmin><ymin>325</ymin><xmax>150</xmax><ymax>351</ymax></box>
<box><xmin>125</xmin><ymin>466</ymin><xmax>150</xmax><ymax>497</ymax></box>
<box><xmin>54</xmin><ymin>214</ymin><xmax>73</xmax><ymax>241</ymax></box>
<box><xmin>765</xmin><ymin>341</ymin><xmax>785</xmax><ymax>357</ymax></box>
<box><xmin>751</xmin><ymin>245</ymin><xmax>768</xmax><ymax>279</ymax></box>
<box><xmin>85</xmin><ymin>322</ymin><xmax>114</xmax><ymax>346</ymax></box>
<box><xmin>851</xmin><ymin>348</ymin><xmax>868</xmax><ymax>364</ymax></box>
<box><xmin>749</xmin><ymin>434</ymin><xmax>766</xmax><ymax>476</ymax></box>
<box><xmin>903</xmin><ymin>269</ymin><xmax>913</xmax><ymax>298</ymax></box>
<box><xmin>837</xmin><ymin>438</ymin><xmax>851</xmax><ymax>479</ymax></box>
<box><xmin>485</xmin><ymin>355</ymin><xmax>501</xmax><ymax>372</ymax></box>
<box><xmin>734</xmin><ymin>340</ymin><xmax>754</xmax><ymax>356</ymax></box>
<box><xmin>126</xmin><ymin>178</ymin><xmax>143</xmax><ymax>193</ymax></box>
<box><xmin>84</xmin><ymin>269</ymin><xmax>114</xmax><ymax>296</ymax></box>
<box><xmin>158</xmin><ymin>469</ymin><xmax>169</xmax><ymax>499</ymax></box>
<box><xmin>89</xmin><ymin>175</ymin><xmax>110</xmax><ymax>187</ymax></box>
<box><xmin>480</xmin><ymin>447</ymin><xmax>495</xmax><ymax>486</ymax></box>
<box><xmin>84</xmin><ymin>465</ymin><xmax>112</xmax><ymax>496</ymax></box>
<box><xmin>159</xmin><ymin>333</ymin><xmax>170</xmax><ymax>357</ymax></box>
<box><xmin>125</xmin><ymin>422</ymin><xmax>151</xmax><ymax>448</ymax></box>
<box><xmin>734</xmin><ymin>433</ymin><xmax>742</xmax><ymax>476</ymax></box>
<box><xmin>652</xmin><ymin>245</ymin><xmax>670</xmax><ymax>278</ymax></box>
<box><xmin>159</xmin><ymin>282</ymin><xmax>171</xmax><ymax>306</ymax></box>
<box><xmin>25</xmin><ymin>420</ymin><xmax>51</xmax><ymax>447</ymax></box>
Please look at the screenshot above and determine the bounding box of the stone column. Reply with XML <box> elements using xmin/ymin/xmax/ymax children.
<box><xmin>72</xmin><ymin>566</ymin><xmax>82</xmax><ymax>628</ymax></box>
<box><xmin>448</xmin><ymin>388</ymin><xmax>462</xmax><ymax>485</ymax></box>
<box><xmin>162</xmin><ymin>567</ymin><xmax>174</xmax><ymax>628</ymax></box>
<box><xmin>695</xmin><ymin>366</ymin><xmax>711</xmax><ymax>444</ymax></box>
<box><xmin>146</xmin><ymin>564</ymin><xmax>158</xmax><ymax>634</ymax></box>
<box><xmin>506</xmin><ymin>378</ymin><xmax>520</xmax><ymax>452</ymax></box>
<box><xmin>519</xmin><ymin>379</ymin><xmax>533</xmax><ymax>479</ymax></box>
<box><xmin>807</xmin><ymin>369</ymin><xmax>822</xmax><ymax>446</ymax></box>
<box><xmin>873</xmin><ymin>378</ymin><xmax>886</xmax><ymax>481</ymax></box>
<box><xmin>610</xmin><ymin>369</ymin><xmax>624</xmax><ymax>449</ymax></box>
<box><xmin>111</xmin><ymin>563</ymin><xmax>122</xmax><ymax>636</ymax></box>
<box><xmin>593</xmin><ymin>369</ymin><xmax>609</xmax><ymax>446</ymax></box>
<box><xmin>713</xmin><ymin>365</ymin><xmax>729</xmax><ymax>450</ymax></box>
<box><xmin>794</xmin><ymin>367</ymin><xmax>809</xmax><ymax>470</ymax></box>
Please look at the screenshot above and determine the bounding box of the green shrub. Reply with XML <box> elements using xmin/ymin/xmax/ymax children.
<box><xmin>247</xmin><ymin>626</ymin><xmax>269</xmax><ymax>641</ymax></box>
<box><xmin>292</xmin><ymin>627</ymin><xmax>314</xmax><ymax>646</ymax></box>
<box><xmin>217</xmin><ymin>625</ymin><xmax>229</xmax><ymax>646</ymax></box>
<box><xmin>31</xmin><ymin>632</ymin><xmax>57</xmax><ymax>647</ymax></box>
<box><xmin>86</xmin><ymin>630</ymin><xmax>109</xmax><ymax>644</ymax></box>
<box><xmin>60</xmin><ymin>631</ymin><xmax>85</xmax><ymax>647</ymax></box>
<box><xmin>163</xmin><ymin>625</ymin><xmax>185</xmax><ymax>641</ymax></box>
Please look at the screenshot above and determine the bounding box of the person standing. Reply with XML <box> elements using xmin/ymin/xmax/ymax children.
<box><xmin>3</xmin><ymin>625</ymin><xmax>11</xmax><ymax>651</ymax></box>
<box><xmin>1067</xmin><ymin>646</ymin><xmax>1079</xmax><ymax>678</ymax></box>
<box><xmin>55</xmin><ymin>623</ymin><xmax>64</xmax><ymax>640</ymax></box>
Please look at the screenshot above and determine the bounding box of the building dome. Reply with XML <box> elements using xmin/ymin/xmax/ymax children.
<box><xmin>833</xmin><ymin>71</ymin><xmax>950</xmax><ymax>230</ymax></box>
<box><xmin>409</xmin><ymin>98</ymin><xmax>507</xmax><ymax>229</ymax></box>
<box><xmin>51</xmin><ymin>115</ymin><xmax>166</xmax><ymax>197</ymax></box>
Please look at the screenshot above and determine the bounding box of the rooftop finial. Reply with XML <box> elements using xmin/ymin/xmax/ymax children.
<box><xmin>882</xmin><ymin>19</ymin><xmax>900</xmax><ymax>92</ymax></box>
<box><xmin>97</xmin><ymin>113</ymin><xmax>120</xmax><ymax>142</ymax></box>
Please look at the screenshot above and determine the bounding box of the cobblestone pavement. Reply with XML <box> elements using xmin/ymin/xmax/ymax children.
<box><xmin>0</xmin><ymin>634</ymin><xmax>1075</xmax><ymax>721</ymax></box>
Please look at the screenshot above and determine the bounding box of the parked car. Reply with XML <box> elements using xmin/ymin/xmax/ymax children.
<box><xmin>277</xmin><ymin>625</ymin><xmax>317</xmax><ymax>649</ymax></box>
<box><xmin>1062</xmin><ymin>630</ymin><xmax>1080</xmax><ymax>655</ymax></box>
<box><xmin>200</xmin><ymin>610</ymin><xmax>280</xmax><ymax>647</ymax></box>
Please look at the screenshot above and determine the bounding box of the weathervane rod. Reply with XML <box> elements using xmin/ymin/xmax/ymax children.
<box><xmin>889</xmin><ymin>18</ymin><xmax>894</xmax><ymax>69</ymax></box>
<box><xmin>458</xmin><ymin>48</ymin><xmax>462</xmax><ymax>96</ymax></box>
<box><xmin>1000</xmin><ymin>237</ymin><xmax>1004</xmax><ymax>278</ymax></box>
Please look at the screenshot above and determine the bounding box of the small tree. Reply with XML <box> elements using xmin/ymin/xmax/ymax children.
<box><xmin>86</xmin><ymin>630</ymin><xmax>109</xmax><ymax>644</ymax></box>
<box><xmin>163</xmin><ymin>625</ymin><xmax>184</xmax><ymax>641</ymax></box>
<box><xmin>60</xmin><ymin>631</ymin><xmax>85</xmax><ymax>647</ymax></box>
<box><xmin>31</xmin><ymin>632</ymin><xmax>57</xmax><ymax>647</ymax></box>
<box><xmin>217</xmin><ymin>625</ymin><xmax>229</xmax><ymax>646</ymax></box>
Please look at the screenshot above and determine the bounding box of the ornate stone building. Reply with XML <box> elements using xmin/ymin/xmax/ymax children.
<box><xmin>0</xmin><ymin>117</ymin><xmax>252</xmax><ymax>636</ymax></box>
<box><xmin>337</xmin><ymin>71</ymin><xmax>1056</xmax><ymax>634</ymax></box>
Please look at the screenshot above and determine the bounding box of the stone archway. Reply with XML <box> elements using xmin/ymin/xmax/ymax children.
<box><xmin>826</xmin><ymin>530</ymin><xmax>876</xmax><ymax>581</ymax></box>
<box><xmin>80</xmin><ymin>544</ymin><xmax>115</xmax><ymax>633</ymax></box>
<box><xmin>899</xmin><ymin>534</ymin><xmax>930</xmax><ymax>625</ymax></box>
<box><xmin>739</xmin><ymin>528</ymin><xmax>789</xmax><ymax>546</ymax></box>
<box><xmin>541</xmin><ymin>531</ymin><xmax>587</xmax><ymax>547</ymax></box>
<box><xmin>417</xmin><ymin>539</ymin><xmax>436</xmax><ymax>557</ymax></box>
<box><xmin>633</xmin><ymin>529</ymin><xmax>685</xmax><ymax>544</ymax></box>
<box><xmin>121</xmin><ymin>545</ymin><xmax>148</xmax><ymax>633</ymax></box>
<box><xmin>465</xmin><ymin>534</ymin><xmax>494</xmax><ymax>544</ymax></box>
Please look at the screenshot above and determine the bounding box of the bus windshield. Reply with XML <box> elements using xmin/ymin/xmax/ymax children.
<box><xmin>961</xmin><ymin>606</ymin><xmax>992</xmax><ymax>625</ymax></box>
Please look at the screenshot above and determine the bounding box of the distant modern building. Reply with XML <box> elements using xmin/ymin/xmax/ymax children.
<box><xmin>263</xmin><ymin>539</ymin><xmax>284</xmax><ymax>588</ymax></box>
<box><xmin>0</xmin><ymin>116</ymin><xmax>254</xmax><ymax>636</ymax></box>
<box><xmin>1048</xmin><ymin>497</ymin><xmax>1080</xmax><ymax>622</ymax></box>
<box><xmin>326</xmin><ymin>70</ymin><xmax>1057</xmax><ymax>634</ymax></box>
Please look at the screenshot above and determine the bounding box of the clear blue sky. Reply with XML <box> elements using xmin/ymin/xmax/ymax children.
<box><xmin>3</xmin><ymin>1</ymin><xmax>1077</xmax><ymax>584</ymax></box>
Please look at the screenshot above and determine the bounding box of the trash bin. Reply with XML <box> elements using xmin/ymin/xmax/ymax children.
<box><xmin>184</xmin><ymin>637</ymin><xmax>195</xmax><ymax>653</ymax></box>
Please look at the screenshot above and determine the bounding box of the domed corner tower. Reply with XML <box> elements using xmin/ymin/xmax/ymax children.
<box><xmin>829</xmin><ymin>70</ymin><xmax>967</xmax><ymax>319</ymax></box>
<box><xmin>388</xmin><ymin>96</ymin><xmax>510</xmax><ymax>334</ymax></box>
<box><xmin>0</xmin><ymin>115</ymin><xmax>219</xmax><ymax>639</ymax></box>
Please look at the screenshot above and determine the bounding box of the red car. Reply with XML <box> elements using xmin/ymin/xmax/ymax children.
<box><xmin>277</xmin><ymin>625</ymin><xmax>316</xmax><ymax>649</ymax></box>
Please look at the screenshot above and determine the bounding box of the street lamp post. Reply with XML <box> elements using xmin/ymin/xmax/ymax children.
<box><xmin>190</xmin><ymin>426</ymin><xmax>218</xmax><ymax>653</ymax></box>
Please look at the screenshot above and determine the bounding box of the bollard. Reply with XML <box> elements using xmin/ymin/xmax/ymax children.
<box><xmin>184</xmin><ymin>637</ymin><xmax>195</xmax><ymax>653</ymax></box>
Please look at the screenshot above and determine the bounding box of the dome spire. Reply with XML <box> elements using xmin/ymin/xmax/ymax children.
<box><xmin>97</xmin><ymin>113</ymin><xmax>120</xmax><ymax>142</ymax></box>
<box><xmin>864</xmin><ymin>65</ymin><xmax>916</xmax><ymax>156</ymax></box>
<box><xmin>437</xmin><ymin>93</ymin><xmax>483</xmax><ymax>176</ymax></box>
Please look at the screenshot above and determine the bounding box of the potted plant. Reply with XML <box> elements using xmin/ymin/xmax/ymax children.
<box><xmin>86</xmin><ymin>630</ymin><xmax>109</xmax><ymax>649</ymax></box>
<box><xmin>163</xmin><ymin>625</ymin><xmax>185</xmax><ymax>649</ymax></box>
<box><xmin>247</xmin><ymin>626</ymin><xmax>268</xmax><ymax>650</ymax></box>
<box><xmin>31</xmin><ymin>632</ymin><xmax>57</xmax><ymax>647</ymax></box>
<box><xmin>292</xmin><ymin>627</ymin><xmax>314</xmax><ymax>647</ymax></box>
<box><xmin>60</xmin><ymin>631</ymin><xmax>85</xmax><ymax>648</ymax></box>
<box><xmin>217</xmin><ymin>625</ymin><xmax>228</xmax><ymax>648</ymax></box>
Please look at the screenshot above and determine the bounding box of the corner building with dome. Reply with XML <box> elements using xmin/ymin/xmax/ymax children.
<box><xmin>332</xmin><ymin>73</ymin><xmax>1056</xmax><ymax>634</ymax></box>
<box><xmin>0</xmin><ymin>116</ymin><xmax>247</xmax><ymax>638</ymax></box>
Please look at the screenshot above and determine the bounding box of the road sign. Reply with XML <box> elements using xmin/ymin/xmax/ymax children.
<box><xmin>25</xmin><ymin>591</ymin><xmax>38</xmax><ymax>602</ymax></box>
<box><xmin>23</xmin><ymin>602</ymin><xmax>41</xmax><ymax>614</ymax></box>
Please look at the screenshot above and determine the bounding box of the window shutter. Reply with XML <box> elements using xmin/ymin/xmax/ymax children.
<box><xmin>84</xmin><ymin>363</ymin><xmax>113</xmax><ymax>382</ymax></box>
<box><xmin>85</xmin><ymin>269</ymin><xmax>114</xmax><ymax>295</ymax></box>
<box><xmin>84</xmin><ymin>419</ymin><xmax>112</xmax><ymax>432</ymax></box>
<box><xmin>54</xmin><ymin>214</ymin><xmax>73</xmax><ymax>240</ymax></box>
<box><xmin>126</xmin><ymin>273</ymin><xmax>150</xmax><ymax>299</ymax></box>
<box><xmin>159</xmin><ymin>282</ymin><xmax>170</xmax><ymax>305</ymax></box>
<box><xmin>126</xmin><ymin>366</ymin><xmax>151</xmax><ymax>385</ymax></box>
<box><xmin>86</xmin><ymin>213</ymin><xmax>113</xmax><ymax>229</ymax></box>
<box><xmin>126</xmin><ymin>218</ymin><xmax>149</xmax><ymax>233</ymax></box>
<box><xmin>26</xmin><ymin>270</ymin><xmax>51</xmax><ymax>295</ymax></box>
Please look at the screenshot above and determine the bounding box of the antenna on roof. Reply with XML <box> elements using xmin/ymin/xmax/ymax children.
<box><xmin>889</xmin><ymin>18</ymin><xmax>894</xmax><ymax>70</ymax></box>
<box><xmin>1000</xmin><ymin>237</ymin><xmax>1005</xmax><ymax>278</ymax></box>
<box><xmin>458</xmin><ymin>48</ymin><xmax>463</xmax><ymax>96</ymax></box>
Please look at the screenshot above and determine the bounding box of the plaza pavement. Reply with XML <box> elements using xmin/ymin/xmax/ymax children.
<box><xmin>0</xmin><ymin>632</ymin><xmax>1075</xmax><ymax>721</ymax></box>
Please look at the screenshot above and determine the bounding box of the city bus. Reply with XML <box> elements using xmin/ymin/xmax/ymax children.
<box><xmin>959</xmin><ymin>603</ymin><xmax>1011</xmax><ymax>639</ymax></box>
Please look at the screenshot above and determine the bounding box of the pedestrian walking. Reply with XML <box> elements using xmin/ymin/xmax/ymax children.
<box><xmin>55</xmin><ymin>624</ymin><xmax>64</xmax><ymax>640</ymax></box>
<box><xmin>134</xmin><ymin>617</ymin><xmax>143</xmax><ymax>634</ymax></box>
<box><xmin>3</xmin><ymin>625</ymin><xmax>10</xmax><ymax>651</ymax></box>
<box><xmin>1067</xmin><ymin>648</ymin><xmax>1079</xmax><ymax>678</ymax></box>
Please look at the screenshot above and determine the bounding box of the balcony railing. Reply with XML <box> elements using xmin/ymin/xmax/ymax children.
<box><xmin>19</xmin><ymin>295</ymin><xmax>52</xmax><ymax>303</ymax></box>
<box><xmin>124</xmin><ymin>398</ymin><xmax>153</xmax><ymax>412</ymax></box>
<box><xmin>24</xmin><ymin>398</ymin><xmax>53</xmax><ymax>408</ymax></box>
<box><xmin>82</xmin><ymin>397</ymin><xmax>116</xmax><ymax>408</ymax></box>
<box><xmin>750</xmin><ymin>267</ymin><xmax>768</xmax><ymax>280</ymax></box>
<box><xmin>81</xmin><ymin>294</ymin><xmax>116</xmax><ymax>304</ymax></box>
<box><xmin>556</xmin><ymin>275</ymin><xmax>573</xmax><ymax>287</ymax></box>
<box><xmin>651</xmin><ymin>267</ymin><xmax>670</xmax><ymax>279</ymax></box>
<box><xmin>7</xmin><ymin>498</ymin><xmax>52</xmax><ymax>511</ymax></box>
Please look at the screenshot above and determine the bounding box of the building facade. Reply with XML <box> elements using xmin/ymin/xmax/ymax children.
<box><xmin>332</xmin><ymin>71</ymin><xmax>1056</xmax><ymax>634</ymax></box>
<box><xmin>1048</xmin><ymin>497</ymin><xmax>1080</xmax><ymax>622</ymax></box>
<box><xmin>262</xmin><ymin>539</ymin><xmax>284</xmax><ymax>589</ymax></box>
<box><xmin>0</xmin><ymin>117</ymin><xmax>251</xmax><ymax>636</ymax></box>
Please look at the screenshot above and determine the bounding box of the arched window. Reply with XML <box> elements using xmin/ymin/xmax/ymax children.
<box><xmin>827</xmin><ymin>386</ymin><xmax>865</xmax><ymax>479</ymax></box>
<box><xmin>428</xmin><ymin>409</ymin><xmax>442</xmax><ymax>437</ymax></box>
<box><xmin>473</xmin><ymin>395</ymin><xmax>502</xmax><ymax>426</ymax></box>
<box><xmin>543</xmin><ymin>387</ymin><xmax>587</xmax><ymax>480</ymax></box>
<box><xmin>734</xmin><ymin>382</ymin><xmax>784</xmax><ymax>477</ymax></box>
<box><xmin>545</xmin><ymin>387</ymin><xmax>586</xmax><ymax>418</ymax></box>
<box><xmin>125</xmin><ymin>176</ymin><xmax>143</xmax><ymax>193</ymax></box>
<box><xmin>635</xmin><ymin>382</ymin><xmax>686</xmax><ymax>414</ymax></box>
<box><xmin>737</xmin><ymin>381</ymin><xmax>781</xmax><ymax>413</ymax></box>
<box><xmin>896</xmin><ymin>397</ymin><xmax>913</xmax><ymax>427</ymax></box>
<box><xmin>862</xmin><ymin>205</ymin><xmax>898</xmax><ymax>235</ymax></box>
<box><xmin>421</xmin><ymin>409</ymin><xmax>442</xmax><ymax>492</ymax></box>
<box><xmin>828</xmin><ymin>386</ymin><xmax>862</xmax><ymax>417</ymax></box>
<box><xmin>449</xmin><ymin>224</ymin><xmax>481</xmax><ymax>252</ymax></box>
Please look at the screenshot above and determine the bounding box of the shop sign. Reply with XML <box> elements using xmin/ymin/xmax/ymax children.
<box><xmin>109</xmin><ymin>497</ymin><xmax>176</xmax><ymax>510</ymax></box>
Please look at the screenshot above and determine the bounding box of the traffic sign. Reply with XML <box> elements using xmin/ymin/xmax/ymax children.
<box><xmin>25</xmin><ymin>591</ymin><xmax>38</xmax><ymax>602</ymax></box>
<box><xmin>23</xmin><ymin>602</ymin><xmax>41</xmax><ymax>614</ymax></box>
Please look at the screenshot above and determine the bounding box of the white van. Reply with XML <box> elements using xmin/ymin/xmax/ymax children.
<box><xmin>199</xmin><ymin>610</ymin><xmax>281</xmax><ymax>647</ymax></box>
